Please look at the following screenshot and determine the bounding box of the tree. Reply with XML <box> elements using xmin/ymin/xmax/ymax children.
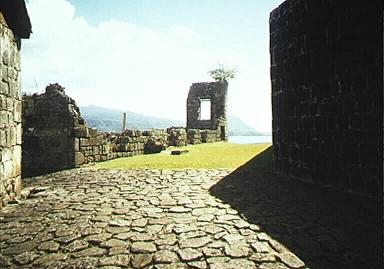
<box><xmin>208</xmin><ymin>64</ymin><xmax>237</xmax><ymax>82</ymax></box>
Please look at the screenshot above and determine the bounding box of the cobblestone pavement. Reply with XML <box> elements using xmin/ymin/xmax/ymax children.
<box><xmin>0</xmin><ymin>168</ymin><xmax>308</xmax><ymax>269</ymax></box>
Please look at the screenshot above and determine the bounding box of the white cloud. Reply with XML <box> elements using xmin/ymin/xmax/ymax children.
<box><xmin>21</xmin><ymin>0</ymin><xmax>271</xmax><ymax>132</ymax></box>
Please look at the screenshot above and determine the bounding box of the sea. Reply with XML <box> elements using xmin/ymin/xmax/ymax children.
<box><xmin>229</xmin><ymin>135</ymin><xmax>272</xmax><ymax>144</ymax></box>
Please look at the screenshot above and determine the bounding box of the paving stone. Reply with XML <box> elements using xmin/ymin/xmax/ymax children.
<box><xmin>109</xmin><ymin>247</ymin><xmax>130</xmax><ymax>255</ymax></box>
<box><xmin>224</xmin><ymin>244</ymin><xmax>250</xmax><ymax>258</ymax></box>
<box><xmin>1</xmin><ymin>242</ymin><xmax>37</xmax><ymax>255</ymax></box>
<box><xmin>13</xmin><ymin>251</ymin><xmax>40</xmax><ymax>265</ymax></box>
<box><xmin>277</xmin><ymin>252</ymin><xmax>306</xmax><ymax>268</ymax></box>
<box><xmin>169</xmin><ymin>207</ymin><xmax>192</xmax><ymax>213</ymax></box>
<box><xmin>109</xmin><ymin>219</ymin><xmax>132</xmax><ymax>227</ymax></box>
<box><xmin>131</xmin><ymin>254</ymin><xmax>153</xmax><ymax>268</ymax></box>
<box><xmin>84</xmin><ymin>233</ymin><xmax>113</xmax><ymax>244</ymax></box>
<box><xmin>38</xmin><ymin>240</ymin><xmax>61</xmax><ymax>252</ymax></box>
<box><xmin>227</xmin><ymin>259</ymin><xmax>255</xmax><ymax>269</ymax></box>
<box><xmin>132</xmin><ymin>218</ymin><xmax>148</xmax><ymax>227</ymax></box>
<box><xmin>100</xmin><ymin>238</ymin><xmax>128</xmax><ymax>248</ymax></box>
<box><xmin>178</xmin><ymin>248</ymin><xmax>203</xmax><ymax>262</ymax></box>
<box><xmin>154</xmin><ymin>250</ymin><xmax>179</xmax><ymax>263</ymax></box>
<box><xmin>72</xmin><ymin>247</ymin><xmax>107</xmax><ymax>257</ymax></box>
<box><xmin>99</xmin><ymin>255</ymin><xmax>131</xmax><ymax>267</ymax></box>
<box><xmin>63</xmin><ymin>240</ymin><xmax>89</xmax><ymax>252</ymax></box>
<box><xmin>251</xmin><ymin>241</ymin><xmax>273</xmax><ymax>253</ymax></box>
<box><xmin>131</xmin><ymin>242</ymin><xmax>157</xmax><ymax>253</ymax></box>
<box><xmin>187</xmin><ymin>261</ymin><xmax>208</xmax><ymax>269</ymax></box>
<box><xmin>179</xmin><ymin>236</ymin><xmax>211</xmax><ymax>248</ymax></box>
<box><xmin>33</xmin><ymin>253</ymin><xmax>68</xmax><ymax>265</ymax></box>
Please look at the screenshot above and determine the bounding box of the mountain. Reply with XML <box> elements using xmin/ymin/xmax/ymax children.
<box><xmin>227</xmin><ymin>116</ymin><xmax>264</xmax><ymax>136</ymax></box>
<box><xmin>79</xmin><ymin>105</ymin><xmax>183</xmax><ymax>132</ymax></box>
<box><xmin>79</xmin><ymin>105</ymin><xmax>264</xmax><ymax>136</ymax></box>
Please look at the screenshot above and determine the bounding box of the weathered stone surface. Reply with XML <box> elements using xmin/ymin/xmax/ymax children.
<box><xmin>178</xmin><ymin>248</ymin><xmax>203</xmax><ymax>262</ymax></box>
<box><xmin>131</xmin><ymin>254</ymin><xmax>152</xmax><ymax>268</ymax></box>
<box><xmin>179</xmin><ymin>237</ymin><xmax>211</xmax><ymax>248</ymax></box>
<box><xmin>99</xmin><ymin>255</ymin><xmax>130</xmax><ymax>267</ymax></box>
<box><xmin>13</xmin><ymin>251</ymin><xmax>39</xmax><ymax>265</ymax></box>
<box><xmin>277</xmin><ymin>252</ymin><xmax>305</xmax><ymax>268</ymax></box>
<box><xmin>154</xmin><ymin>250</ymin><xmax>179</xmax><ymax>263</ymax></box>
<box><xmin>38</xmin><ymin>240</ymin><xmax>61</xmax><ymax>252</ymax></box>
<box><xmin>62</xmin><ymin>240</ymin><xmax>89</xmax><ymax>252</ymax></box>
<box><xmin>100</xmin><ymin>239</ymin><xmax>128</xmax><ymax>248</ymax></box>
<box><xmin>131</xmin><ymin>242</ymin><xmax>157</xmax><ymax>254</ymax></box>
<box><xmin>224</xmin><ymin>244</ymin><xmax>250</xmax><ymax>258</ymax></box>
<box><xmin>72</xmin><ymin>247</ymin><xmax>107</xmax><ymax>257</ymax></box>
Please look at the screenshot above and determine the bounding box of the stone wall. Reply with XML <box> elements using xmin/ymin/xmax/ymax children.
<box><xmin>186</xmin><ymin>81</ymin><xmax>228</xmax><ymax>141</ymax></box>
<box><xmin>270</xmin><ymin>0</ymin><xmax>381</xmax><ymax>197</ymax></box>
<box><xmin>23</xmin><ymin>84</ymin><xmax>84</xmax><ymax>176</ymax></box>
<box><xmin>0</xmin><ymin>16</ymin><xmax>23</xmax><ymax>208</ymax></box>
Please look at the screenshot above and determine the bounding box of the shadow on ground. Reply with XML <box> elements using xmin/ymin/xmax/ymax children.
<box><xmin>210</xmin><ymin>146</ymin><xmax>382</xmax><ymax>269</ymax></box>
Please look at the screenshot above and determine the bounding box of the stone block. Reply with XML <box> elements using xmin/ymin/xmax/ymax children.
<box><xmin>73</xmin><ymin>126</ymin><xmax>89</xmax><ymax>138</ymax></box>
<box><xmin>80</xmin><ymin>138</ymin><xmax>89</xmax><ymax>146</ymax></box>
<box><xmin>74</xmin><ymin>152</ymin><xmax>85</xmax><ymax>166</ymax></box>
<box><xmin>12</xmin><ymin>145</ymin><xmax>21</xmax><ymax>177</ymax></box>
<box><xmin>14</xmin><ymin>100</ymin><xmax>21</xmax><ymax>123</ymax></box>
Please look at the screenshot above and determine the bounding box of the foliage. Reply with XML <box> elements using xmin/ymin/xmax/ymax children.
<box><xmin>208</xmin><ymin>64</ymin><xmax>237</xmax><ymax>82</ymax></box>
<box><xmin>96</xmin><ymin>142</ymin><xmax>271</xmax><ymax>169</ymax></box>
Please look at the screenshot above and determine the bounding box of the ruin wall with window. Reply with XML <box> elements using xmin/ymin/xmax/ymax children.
<box><xmin>270</xmin><ymin>0</ymin><xmax>381</xmax><ymax>197</ymax></box>
<box><xmin>186</xmin><ymin>81</ymin><xmax>228</xmax><ymax>141</ymax></box>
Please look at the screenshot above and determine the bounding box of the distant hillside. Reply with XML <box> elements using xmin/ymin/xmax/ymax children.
<box><xmin>80</xmin><ymin>105</ymin><xmax>183</xmax><ymax>132</ymax></box>
<box><xmin>227</xmin><ymin>116</ymin><xmax>264</xmax><ymax>136</ymax></box>
<box><xmin>79</xmin><ymin>105</ymin><xmax>264</xmax><ymax>136</ymax></box>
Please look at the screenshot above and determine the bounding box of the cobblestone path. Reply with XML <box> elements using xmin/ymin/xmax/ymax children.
<box><xmin>0</xmin><ymin>168</ymin><xmax>308</xmax><ymax>269</ymax></box>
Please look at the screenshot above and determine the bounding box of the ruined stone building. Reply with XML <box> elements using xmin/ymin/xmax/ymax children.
<box><xmin>270</xmin><ymin>0</ymin><xmax>381</xmax><ymax>198</ymax></box>
<box><xmin>0</xmin><ymin>0</ymin><xmax>32</xmax><ymax>208</ymax></box>
<box><xmin>186</xmin><ymin>81</ymin><xmax>228</xmax><ymax>142</ymax></box>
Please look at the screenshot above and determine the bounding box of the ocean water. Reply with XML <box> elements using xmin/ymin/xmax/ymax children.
<box><xmin>229</xmin><ymin>135</ymin><xmax>272</xmax><ymax>144</ymax></box>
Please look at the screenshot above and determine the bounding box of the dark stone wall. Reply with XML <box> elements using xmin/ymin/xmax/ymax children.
<box><xmin>187</xmin><ymin>81</ymin><xmax>228</xmax><ymax>141</ymax></box>
<box><xmin>22</xmin><ymin>84</ymin><xmax>80</xmax><ymax>177</ymax></box>
<box><xmin>270</xmin><ymin>0</ymin><xmax>382</xmax><ymax>197</ymax></box>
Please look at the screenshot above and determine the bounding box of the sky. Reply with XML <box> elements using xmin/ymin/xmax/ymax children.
<box><xmin>22</xmin><ymin>0</ymin><xmax>284</xmax><ymax>133</ymax></box>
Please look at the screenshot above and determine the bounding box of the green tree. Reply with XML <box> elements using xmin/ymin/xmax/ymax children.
<box><xmin>208</xmin><ymin>64</ymin><xmax>237</xmax><ymax>82</ymax></box>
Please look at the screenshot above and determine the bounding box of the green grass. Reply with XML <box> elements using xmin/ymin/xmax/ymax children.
<box><xmin>96</xmin><ymin>142</ymin><xmax>272</xmax><ymax>169</ymax></box>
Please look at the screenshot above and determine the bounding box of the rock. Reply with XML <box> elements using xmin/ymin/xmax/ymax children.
<box><xmin>178</xmin><ymin>248</ymin><xmax>203</xmax><ymax>262</ymax></box>
<box><xmin>179</xmin><ymin>237</ymin><xmax>211</xmax><ymax>248</ymax></box>
<box><xmin>13</xmin><ymin>251</ymin><xmax>40</xmax><ymax>265</ymax></box>
<box><xmin>38</xmin><ymin>240</ymin><xmax>61</xmax><ymax>252</ymax></box>
<box><xmin>277</xmin><ymin>252</ymin><xmax>306</xmax><ymax>268</ymax></box>
<box><xmin>154</xmin><ymin>250</ymin><xmax>179</xmax><ymax>263</ymax></box>
<box><xmin>72</xmin><ymin>247</ymin><xmax>107</xmax><ymax>257</ymax></box>
<box><xmin>84</xmin><ymin>233</ymin><xmax>112</xmax><ymax>244</ymax></box>
<box><xmin>100</xmin><ymin>239</ymin><xmax>128</xmax><ymax>248</ymax></box>
<box><xmin>224</xmin><ymin>244</ymin><xmax>250</xmax><ymax>258</ymax></box>
<box><xmin>131</xmin><ymin>254</ymin><xmax>152</xmax><ymax>268</ymax></box>
<box><xmin>63</xmin><ymin>240</ymin><xmax>89</xmax><ymax>253</ymax></box>
<box><xmin>131</xmin><ymin>242</ymin><xmax>157</xmax><ymax>253</ymax></box>
<box><xmin>144</xmin><ymin>138</ymin><xmax>166</xmax><ymax>154</ymax></box>
<box><xmin>99</xmin><ymin>255</ymin><xmax>130</xmax><ymax>267</ymax></box>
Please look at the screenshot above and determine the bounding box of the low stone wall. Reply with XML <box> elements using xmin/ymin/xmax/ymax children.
<box><xmin>167</xmin><ymin>127</ymin><xmax>187</xmax><ymax>147</ymax></box>
<box><xmin>187</xmin><ymin>129</ymin><xmax>201</xmax><ymax>144</ymax></box>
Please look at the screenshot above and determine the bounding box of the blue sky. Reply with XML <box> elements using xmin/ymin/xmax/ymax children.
<box><xmin>22</xmin><ymin>0</ymin><xmax>284</xmax><ymax>132</ymax></box>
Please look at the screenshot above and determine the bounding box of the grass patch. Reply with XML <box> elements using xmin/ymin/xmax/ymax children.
<box><xmin>96</xmin><ymin>142</ymin><xmax>271</xmax><ymax>169</ymax></box>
